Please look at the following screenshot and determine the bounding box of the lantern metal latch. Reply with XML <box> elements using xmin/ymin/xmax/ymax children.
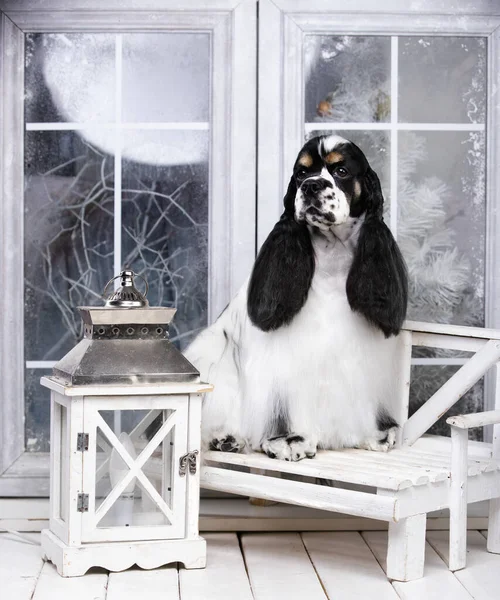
<box><xmin>77</xmin><ymin>493</ymin><xmax>89</xmax><ymax>512</ymax></box>
<box><xmin>77</xmin><ymin>433</ymin><xmax>89</xmax><ymax>452</ymax></box>
<box><xmin>179</xmin><ymin>450</ymin><xmax>199</xmax><ymax>476</ymax></box>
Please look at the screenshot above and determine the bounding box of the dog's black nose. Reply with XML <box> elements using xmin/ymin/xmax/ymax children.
<box><xmin>301</xmin><ymin>178</ymin><xmax>331</xmax><ymax>195</ymax></box>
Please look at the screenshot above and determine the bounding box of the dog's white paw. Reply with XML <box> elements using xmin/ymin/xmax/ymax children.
<box><xmin>262</xmin><ymin>434</ymin><xmax>316</xmax><ymax>461</ymax></box>
<box><xmin>359</xmin><ymin>427</ymin><xmax>397</xmax><ymax>452</ymax></box>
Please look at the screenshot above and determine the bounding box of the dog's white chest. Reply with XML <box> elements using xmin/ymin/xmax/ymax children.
<box><xmin>243</xmin><ymin>230</ymin><xmax>398</xmax><ymax>447</ymax></box>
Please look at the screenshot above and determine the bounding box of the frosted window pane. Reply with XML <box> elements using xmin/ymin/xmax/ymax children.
<box><xmin>398</xmin><ymin>131</ymin><xmax>485</xmax><ymax>327</ymax></box>
<box><xmin>25</xmin><ymin>33</ymin><xmax>116</xmax><ymax>123</ymax></box>
<box><xmin>24</xmin><ymin>130</ymin><xmax>115</xmax><ymax>361</ymax></box>
<box><xmin>122</xmin><ymin>33</ymin><xmax>210</xmax><ymax>123</ymax></box>
<box><xmin>304</xmin><ymin>36</ymin><xmax>391</xmax><ymax>123</ymax></box>
<box><xmin>25</xmin><ymin>369</ymin><xmax>52</xmax><ymax>452</ymax></box>
<box><xmin>398</xmin><ymin>37</ymin><xmax>486</xmax><ymax>124</ymax></box>
<box><xmin>121</xmin><ymin>131</ymin><xmax>209</xmax><ymax>347</ymax></box>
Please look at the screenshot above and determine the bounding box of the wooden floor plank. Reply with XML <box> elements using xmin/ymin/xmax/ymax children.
<box><xmin>427</xmin><ymin>530</ymin><xmax>500</xmax><ymax>600</ymax></box>
<box><xmin>107</xmin><ymin>566</ymin><xmax>179</xmax><ymax>600</ymax></box>
<box><xmin>179</xmin><ymin>533</ymin><xmax>253</xmax><ymax>600</ymax></box>
<box><xmin>32</xmin><ymin>562</ymin><xmax>108</xmax><ymax>600</ymax></box>
<box><xmin>241</xmin><ymin>533</ymin><xmax>327</xmax><ymax>600</ymax></box>
<box><xmin>0</xmin><ymin>533</ymin><xmax>44</xmax><ymax>600</ymax></box>
<box><xmin>362</xmin><ymin>531</ymin><xmax>472</xmax><ymax>600</ymax></box>
<box><xmin>302</xmin><ymin>532</ymin><xmax>399</xmax><ymax>599</ymax></box>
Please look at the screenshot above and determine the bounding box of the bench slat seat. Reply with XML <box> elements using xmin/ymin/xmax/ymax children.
<box><xmin>204</xmin><ymin>444</ymin><xmax>500</xmax><ymax>492</ymax></box>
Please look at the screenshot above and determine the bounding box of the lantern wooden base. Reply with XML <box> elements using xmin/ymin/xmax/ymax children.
<box><xmin>41</xmin><ymin>529</ymin><xmax>206</xmax><ymax>577</ymax></box>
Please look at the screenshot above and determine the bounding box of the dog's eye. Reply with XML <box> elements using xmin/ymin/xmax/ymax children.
<box><xmin>335</xmin><ymin>166</ymin><xmax>349</xmax><ymax>178</ymax></box>
<box><xmin>296</xmin><ymin>169</ymin><xmax>308</xmax><ymax>178</ymax></box>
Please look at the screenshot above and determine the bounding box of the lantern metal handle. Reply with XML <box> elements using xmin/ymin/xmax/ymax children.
<box><xmin>102</xmin><ymin>271</ymin><xmax>149</xmax><ymax>300</ymax></box>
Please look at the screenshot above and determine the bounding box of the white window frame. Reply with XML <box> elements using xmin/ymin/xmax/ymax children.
<box><xmin>258</xmin><ymin>0</ymin><xmax>500</xmax><ymax>419</ymax></box>
<box><xmin>0</xmin><ymin>0</ymin><xmax>257</xmax><ymax>496</ymax></box>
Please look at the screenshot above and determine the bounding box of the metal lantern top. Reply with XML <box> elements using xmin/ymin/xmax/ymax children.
<box><xmin>104</xmin><ymin>270</ymin><xmax>149</xmax><ymax>308</ymax></box>
<box><xmin>51</xmin><ymin>270</ymin><xmax>200</xmax><ymax>386</ymax></box>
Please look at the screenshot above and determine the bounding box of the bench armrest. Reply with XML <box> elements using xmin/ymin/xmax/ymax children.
<box><xmin>447</xmin><ymin>410</ymin><xmax>500</xmax><ymax>430</ymax></box>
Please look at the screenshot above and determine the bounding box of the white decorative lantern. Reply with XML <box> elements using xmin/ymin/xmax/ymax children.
<box><xmin>40</xmin><ymin>271</ymin><xmax>212</xmax><ymax>577</ymax></box>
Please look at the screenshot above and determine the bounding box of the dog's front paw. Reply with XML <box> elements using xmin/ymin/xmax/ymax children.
<box><xmin>359</xmin><ymin>427</ymin><xmax>397</xmax><ymax>452</ymax></box>
<box><xmin>209</xmin><ymin>434</ymin><xmax>246</xmax><ymax>453</ymax></box>
<box><xmin>262</xmin><ymin>434</ymin><xmax>316</xmax><ymax>461</ymax></box>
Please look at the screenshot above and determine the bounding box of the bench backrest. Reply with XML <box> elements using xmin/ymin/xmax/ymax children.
<box><xmin>395</xmin><ymin>321</ymin><xmax>500</xmax><ymax>448</ymax></box>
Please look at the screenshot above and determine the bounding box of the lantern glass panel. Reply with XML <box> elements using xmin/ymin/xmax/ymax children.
<box><xmin>94</xmin><ymin>409</ymin><xmax>176</xmax><ymax>528</ymax></box>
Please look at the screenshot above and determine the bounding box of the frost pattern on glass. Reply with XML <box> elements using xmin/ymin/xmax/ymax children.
<box><xmin>304</xmin><ymin>36</ymin><xmax>391</xmax><ymax>123</ymax></box>
<box><xmin>24</xmin><ymin>131</ymin><xmax>208</xmax><ymax>354</ymax></box>
<box><xmin>410</xmin><ymin>366</ymin><xmax>484</xmax><ymax>441</ymax></box>
<box><xmin>25</xmin><ymin>33</ymin><xmax>116</xmax><ymax>123</ymax></box>
<box><xmin>399</xmin><ymin>37</ymin><xmax>486</xmax><ymax>124</ymax></box>
<box><xmin>25</xmin><ymin>369</ymin><xmax>52</xmax><ymax>452</ymax></box>
<box><xmin>122</xmin><ymin>132</ymin><xmax>209</xmax><ymax>346</ymax></box>
<box><xmin>25</xmin><ymin>131</ymin><xmax>115</xmax><ymax>361</ymax></box>
<box><xmin>398</xmin><ymin>131</ymin><xmax>485</xmax><ymax>329</ymax></box>
<box><xmin>122</xmin><ymin>33</ymin><xmax>210</xmax><ymax>123</ymax></box>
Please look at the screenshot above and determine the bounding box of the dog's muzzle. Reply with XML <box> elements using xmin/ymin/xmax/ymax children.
<box><xmin>300</xmin><ymin>177</ymin><xmax>333</xmax><ymax>197</ymax></box>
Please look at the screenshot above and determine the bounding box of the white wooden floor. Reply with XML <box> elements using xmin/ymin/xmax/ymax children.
<box><xmin>2</xmin><ymin>530</ymin><xmax>498</xmax><ymax>599</ymax></box>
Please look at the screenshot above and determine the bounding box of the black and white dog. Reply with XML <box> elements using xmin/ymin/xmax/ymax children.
<box><xmin>185</xmin><ymin>134</ymin><xmax>408</xmax><ymax>461</ymax></box>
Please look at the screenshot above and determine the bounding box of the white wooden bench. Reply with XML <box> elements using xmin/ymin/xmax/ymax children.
<box><xmin>200</xmin><ymin>321</ymin><xmax>500</xmax><ymax>581</ymax></box>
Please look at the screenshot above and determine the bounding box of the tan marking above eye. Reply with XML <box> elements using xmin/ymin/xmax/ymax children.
<box><xmin>298</xmin><ymin>153</ymin><xmax>313</xmax><ymax>167</ymax></box>
<box><xmin>354</xmin><ymin>180</ymin><xmax>361</xmax><ymax>197</ymax></box>
<box><xmin>324</xmin><ymin>151</ymin><xmax>344</xmax><ymax>164</ymax></box>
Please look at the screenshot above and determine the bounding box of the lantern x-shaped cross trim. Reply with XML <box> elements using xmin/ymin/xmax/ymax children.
<box><xmin>92</xmin><ymin>410</ymin><xmax>177</xmax><ymax>530</ymax></box>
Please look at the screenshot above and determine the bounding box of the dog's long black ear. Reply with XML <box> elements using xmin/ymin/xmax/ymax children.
<box><xmin>346</xmin><ymin>169</ymin><xmax>408</xmax><ymax>337</ymax></box>
<box><xmin>248</xmin><ymin>177</ymin><xmax>314</xmax><ymax>331</ymax></box>
<box><xmin>283</xmin><ymin>175</ymin><xmax>298</xmax><ymax>216</ymax></box>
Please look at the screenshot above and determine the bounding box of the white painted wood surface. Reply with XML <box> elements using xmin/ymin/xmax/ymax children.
<box><xmin>448</xmin><ymin>409</ymin><xmax>500</xmax><ymax>429</ymax></box>
<box><xmin>241</xmin><ymin>533</ymin><xmax>327</xmax><ymax>600</ymax></box>
<box><xmin>33</xmin><ymin>563</ymin><xmax>108</xmax><ymax>600</ymax></box>
<box><xmin>386</xmin><ymin>514</ymin><xmax>426</xmax><ymax>581</ymax></box>
<box><xmin>107</xmin><ymin>567</ymin><xmax>179</xmax><ymax>600</ymax></box>
<box><xmin>6</xmin><ymin>530</ymin><xmax>500</xmax><ymax>598</ymax></box>
<box><xmin>42</xmin><ymin>529</ymin><xmax>206</xmax><ymax>577</ymax></box>
<box><xmin>427</xmin><ymin>530</ymin><xmax>500</xmax><ymax>600</ymax></box>
<box><xmin>0</xmin><ymin>12</ymin><xmax>25</xmax><ymax>479</ymax></box>
<box><xmin>403</xmin><ymin>339</ymin><xmax>500</xmax><ymax>445</ymax></box>
<box><xmin>449</xmin><ymin>426</ymin><xmax>468</xmax><ymax>571</ymax></box>
<box><xmin>179</xmin><ymin>534</ymin><xmax>253</xmax><ymax>600</ymax></box>
<box><xmin>301</xmin><ymin>531</ymin><xmax>399</xmax><ymax>599</ymax></box>
<box><xmin>410</xmin><ymin>332</ymin><xmax>486</xmax><ymax>353</ymax></box>
<box><xmin>488</xmin><ymin>364</ymin><xmax>500</xmax><ymax>552</ymax></box>
<box><xmin>41</xmin><ymin>377</ymin><xmax>213</xmax><ymax>397</ymax></box>
<box><xmin>202</xmin><ymin>465</ymin><xmax>397</xmax><ymax>521</ymax></box>
<box><xmin>0</xmin><ymin>533</ymin><xmax>43</xmax><ymax>600</ymax></box>
<box><xmin>363</xmin><ymin>531</ymin><xmax>473</xmax><ymax>600</ymax></box>
<box><xmin>33</xmin><ymin>561</ymin><xmax>108</xmax><ymax>600</ymax></box>
<box><xmin>403</xmin><ymin>320</ymin><xmax>500</xmax><ymax>340</ymax></box>
<box><xmin>205</xmin><ymin>443</ymin><xmax>499</xmax><ymax>492</ymax></box>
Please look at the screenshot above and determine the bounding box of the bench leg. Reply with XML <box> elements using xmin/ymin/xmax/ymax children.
<box><xmin>488</xmin><ymin>497</ymin><xmax>500</xmax><ymax>554</ymax></box>
<box><xmin>449</xmin><ymin>426</ymin><xmax>468</xmax><ymax>571</ymax></box>
<box><xmin>387</xmin><ymin>514</ymin><xmax>426</xmax><ymax>581</ymax></box>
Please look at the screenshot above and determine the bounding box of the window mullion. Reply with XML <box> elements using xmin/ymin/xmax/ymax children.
<box><xmin>390</xmin><ymin>35</ymin><xmax>399</xmax><ymax>240</ymax></box>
